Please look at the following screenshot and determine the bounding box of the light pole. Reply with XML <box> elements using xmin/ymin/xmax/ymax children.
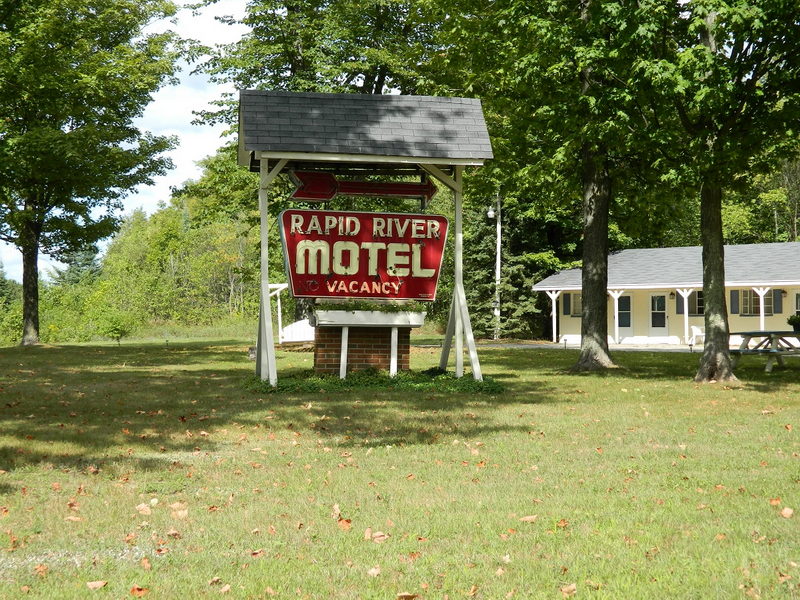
<box><xmin>487</xmin><ymin>196</ymin><xmax>501</xmax><ymax>340</ymax></box>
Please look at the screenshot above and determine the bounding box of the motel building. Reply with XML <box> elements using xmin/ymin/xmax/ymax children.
<box><xmin>532</xmin><ymin>242</ymin><xmax>800</xmax><ymax>347</ymax></box>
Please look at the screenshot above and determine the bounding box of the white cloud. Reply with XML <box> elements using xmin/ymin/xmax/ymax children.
<box><xmin>1</xmin><ymin>0</ymin><xmax>248</xmax><ymax>282</ymax></box>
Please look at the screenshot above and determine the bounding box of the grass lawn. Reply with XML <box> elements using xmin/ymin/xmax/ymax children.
<box><xmin>0</xmin><ymin>342</ymin><xmax>797</xmax><ymax>599</ymax></box>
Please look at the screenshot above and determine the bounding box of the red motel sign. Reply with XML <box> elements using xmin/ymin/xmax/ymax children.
<box><xmin>279</xmin><ymin>209</ymin><xmax>448</xmax><ymax>301</ymax></box>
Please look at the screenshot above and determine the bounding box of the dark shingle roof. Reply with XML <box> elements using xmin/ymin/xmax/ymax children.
<box><xmin>532</xmin><ymin>243</ymin><xmax>800</xmax><ymax>290</ymax></box>
<box><xmin>238</xmin><ymin>90</ymin><xmax>493</xmax><ymax>162</ymax></box>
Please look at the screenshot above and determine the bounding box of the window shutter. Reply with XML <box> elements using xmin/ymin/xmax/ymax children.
<box><xmin>563</xmin><ymin>293</ymin><xmax>571</xmax><ymax>316</ymax></box>
<box><xmin>676</xmin><ymin>294</ymin><xmax>684</xmax><ymax>315</ymax></box>
<box><xmin>730</xmin><ymin>290</ymin><xmax>739</xmax><ymax>314</ymax></box>
<box><xmin>774</xmin><ymin>290</ymin><xmax>783</xmax><ymax>314</ymax></box>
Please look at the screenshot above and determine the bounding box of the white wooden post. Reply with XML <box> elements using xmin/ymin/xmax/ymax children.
<box><xmin>608</xmin><ymin>290</ymin><xmax>625</xmax><ymax>344</ymax></box>
<box><xmin>276</xmin><ymin>288</ymin><xmax>283</xmax><ymax>344</ymax></box>
<box><xmin>677</xmin><ymin>288</ymin><xmax>694</xmax><ymax>344</ymax></box>
<box><xmin>255</xmin><ymin>158</ymin><xmax>285</xmax><ymax>386</ymax></box>
<box><xmin>339</xmin><ymin>326</ymin><xmax>349</xmax><ymax>379</ymax></box>
<box><xmin>390</xmin><ymin>326</ymin><xmax>398</xmax><ymax>377</ymax></box>
<box><xmin>545</xmin><ymin>290</ymin><xmax>561</xmax><ymax>343</ymax></box>
<box><xmin>753</xmin><ymin>287</ymin><xmax>771</xmax><ymax>331</ymax></box>
<box><xmin>422</xmin><ymin>164</ymin><xmax>482</xmax><ymax>381</ymax></box>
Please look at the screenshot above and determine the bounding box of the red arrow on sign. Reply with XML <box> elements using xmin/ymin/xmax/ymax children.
<box><xmin>290</xmin><ymin>171</ymin><xmax>438</xmax><ymax>202</ymax></box>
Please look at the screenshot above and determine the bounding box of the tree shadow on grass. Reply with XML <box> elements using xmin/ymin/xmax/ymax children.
<box><xmin>0</xmin><ymin>343</ymin><xmax>563</xmax><ymax>477</ymax></box>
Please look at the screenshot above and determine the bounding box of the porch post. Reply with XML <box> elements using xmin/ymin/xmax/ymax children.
<box><xmin>677</xmin><ymin>288</ymin><xmax>694</xmax><ymax>344</ymax></box>
<box><xmin>608</xmin><ymin>290</ymin><xmax>624</xmax><ymax>344</ymax></box>
<box><xmin>753</xmin><ymin>287</ymin><xmax>771</xmax><ymax>331</ymax></box>
<box><xmin>545</xmin><ymin>290</ymin><xmax>561</xmax><ymax>343</ymax></box>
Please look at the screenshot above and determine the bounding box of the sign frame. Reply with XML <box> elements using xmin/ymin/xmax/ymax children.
<box><xmin>278</xmin><ymin>208</ymin><xmax>449</xmax><ymax>302</ymax></box>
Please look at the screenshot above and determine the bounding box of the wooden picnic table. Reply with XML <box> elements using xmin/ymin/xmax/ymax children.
<box><xmin>730</xmin><ymin>330</ymin><xmax>800</xmax><ymax>372</ymax></box>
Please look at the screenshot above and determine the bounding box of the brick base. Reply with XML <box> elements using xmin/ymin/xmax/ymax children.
<box><xmin>314</xmin><ymin>326</ymin><xmax>411</xmax><ymax>375</ymax></box>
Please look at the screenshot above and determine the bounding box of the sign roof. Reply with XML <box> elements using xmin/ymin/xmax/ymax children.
<box><xmin>238</xmin><ymin>90</ymin><xmax>493</xmax><ymax>168</ymax></box>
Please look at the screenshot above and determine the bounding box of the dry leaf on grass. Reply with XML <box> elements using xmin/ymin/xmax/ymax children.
<box><xmin>130</xmin><ymin>586</ymin><xmax>148</xmax><ymax>597</ymax></box>
<box><xmin>560</xmin><ymin>582</ymin><xmax>577</xmax><ymax>597</ymax></box>
<box><xmin>519</xmin><ymin>515</ymin><xmax>538</xmax><ymax>523</ymax></box>
<box><xmin>780</xmin><ymin>507</ymin><xmax>794</xmax><ymax>519</ymax></box>
<box><xmin>367</xmin><ymin>566</ymin><xmax>381</xmax><ymax>577</ymax></box>
<box><xmin>135</xmin><ymin>503</ymin><xmax>151</xmax><ymax>516</ymax></box>
<box><xmin>86</xmin><ymin>581</ymin><xmax>107</xmax><ymax>590</ymax></box>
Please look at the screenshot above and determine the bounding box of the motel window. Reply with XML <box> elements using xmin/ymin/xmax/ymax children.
<box><xmin>796</xmin><ymin>292</ymin><xmax>800</xmax><ymax>315</ymax></box>
<box><xmin>570</xmin><ymin>293</ymin><xmax>582</xmax><ymax>317</ymax></box>
<box><xmin>687</xmin><ymin>291</ymin><xmax>704</xmax><ymax>316</ymax></box>
<box><xmin>740</xmin><ymin>289</ymin><xmax>773</xmax><ymax>316</ymax></box>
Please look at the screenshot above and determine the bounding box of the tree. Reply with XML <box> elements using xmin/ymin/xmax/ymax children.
<box><xmin>639</xmin><ymin>1</ymin><xmax>800</xmax><ymax>382</ymax></box>
<box><xmin>0</xmin><ymin>0</ymin><xmax>180</xmax><ymax>344</ymax></box>
<box><xmin>198</xmin><ymin>0</ymin><xmax>438</xmax><ymax>126</ymax></box>
<box><xmin>425</xmin><ymin>0</ymin><xmax>691</xmax><ymax>369</ymax></box>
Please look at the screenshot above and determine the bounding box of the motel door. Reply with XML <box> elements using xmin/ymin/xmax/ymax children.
<box><xmin>618</xmin><ymin>295</ymin><xmax>633</xmax><ymax>340</ymax></box>
<box><xmin>650</xmin><ymin>294</ymin><xmax>668</xmax><ymax>336</ymax></box>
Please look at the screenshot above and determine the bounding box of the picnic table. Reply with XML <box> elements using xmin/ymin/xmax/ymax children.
<box><xmin>730</xmin><ymin>330</ymin><xmax>800</xmax><ymax>372</ymax></box>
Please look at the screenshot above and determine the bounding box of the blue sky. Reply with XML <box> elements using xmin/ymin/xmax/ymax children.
<box><xmin>0</xmin><ymin>0</ymin><xmax>247</xmax><ymax>282</ymax></box>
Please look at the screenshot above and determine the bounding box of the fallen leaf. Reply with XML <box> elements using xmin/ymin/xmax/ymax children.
<box><xmin>141</xmin><ymin>557</ymin><xmax>151</xmax><ymax>570</ymax></box>
<box><xmin>86</xmin><ymin>581</ymin><xmax>107</xmax><ymax>590</ymax></box>
<box><xmin>367</xmin><ymin>566</ymin><xmax>381</xmax><ymax>577</ymax></box>
<box><xmin>35</xmin><ymin>564</ymin><xmax>48</xmax><ymax>577</ymax></box>
<box><xmin>220</xmin><ymin>584</ymin><xmax>231</xmax><ymax>594</ymax></box>
<box><xmin>171</xmin><ymin>509</ymin><xmax>188</xmax><ymax>520</ymax></box>
<box><xmin>166</xmin><ymin>528</ymin><xmax>181</xmax><ymax>539</ymax></box>
<box><xmin>560</xmin><ymin>582</ymin><xmax>577</xmax><ymax>597</ymax></box>
<box><xmin>337</xmin><ymin>518</ymin><xmax>352</xmax><ymax>531</ymax></box>
<box><xmin>519</xmin><ymin>515</ymin><xmax>538</xmax><ymax>523</ymax></box>
<box><xmin>209</xmin><ymin>577</ymin><xmax>222</xmax><ymax>586</ymax></box>
<box><xmin>396</xmin><ymin>594</ymin><xmax>418</xmax><ymax>600</ymax></box>
<box><xmin>332</xmin><ymin>504</ymin><xmax>341</xmax><ymax>520</ymax></box>
<box><xmin>130</xmin><ymin>586</ymin><xmax>148</xmax><ymax>597</ymax></box>
<box><xmin>371</xmin><ymin>531</ymin><xmax>390</xmax><ymax>543</ymax></box>
<box><xmin>556</xmin><ymin>519</ymin><xmax>569</xmax><ymax>528</ymax></box>
<box><xmin>785</xmin><ymin>424</ymin><xmax>793</xmax><ymax>431</ymax></box>
<box><xmin>467</xmin><ymin>584</ymin><xmax>479</xmax><ymax>596</ymax></box>
<box><xmin>769</xmin><ymin>498</ymin><xmax>782</xmax><ymax>506</ymax></box>
<box><xmin>364</xmin><ymin>527</ymin><xmax>372</xmax><ymax>540</ymax></box>
<box><xmin>135</xmin><ymin>503</ymin><xmax>152</xmax><ymax>516</ymax></box>
<box><xmin>714</xmin><ymin>533</ymin><xmax>727</xmax><ymax>541</ymax></box>
<box><xmin>780</xmin><ymin>507</ymin><xmax>794</xmax><ymax>519</ymax></box>
<box><xmin>64</xmin><ymin>516</ymin><xmax>83</xmax><ymax>522</ymax></box>
<box><xmin>496</xmin><ymin>567</ymin><xmax>506</xmax><ymax>576</ymax></box>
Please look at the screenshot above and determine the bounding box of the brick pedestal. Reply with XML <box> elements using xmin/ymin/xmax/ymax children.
<box><xmin>314</xmin><ymin>326</ymin><xmax>411</xmax><ymax>375</ymax></box>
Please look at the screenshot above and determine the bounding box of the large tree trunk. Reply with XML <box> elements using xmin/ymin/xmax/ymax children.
<box><xmin>21</xmin><ymin>238</ymin><xmax>40</xmax><ymax>345</ymax></box>
<box><xmin>694</xmin><ymin>180</ymin><xmax>737</xmax><ymax>382</ymax></box>
<box><xmin>572</xmin><ymin>144</ymin><xmax>616</xmax><ymax>371</ymax></box>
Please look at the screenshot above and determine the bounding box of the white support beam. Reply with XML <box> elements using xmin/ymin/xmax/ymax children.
<box><xmin>261</xmin><ymin>158</ymin><xmax>288</xmax><ymax>188</ymax></box>
<box><xmin>753</xmin><ymin>286</ymin><xmax>771</xmax><ymax>332</ymax></box>
<box><xmin>438</xmin><ymin>166</ymin><xmax>482</xmax><ymax>380</ymax></box>
<box><xmin>608</xmin><ymin>290</ymin><xmax>625</xmax><ymax>344</ymax></box>
<box><xmin>339</xmin><ymin>326</ymin><xmax>349</xmax><ymax>379</ymax></box>
<box><xmin>257</xmin><ymin>161</ymin><xmax>278</xmax><ymax>386</ymax></box>
<box><xmin>439</xmin><ymin>295</ymin><xmax>456</xmax><ymax>371</ymax></box>
<box><xmin>390</xmin><ymin>327</ymin><xmax>398</xmax><ymax>377</ymax></box>
<box><xmin>418</xmin><ymin>163</ymin><xmax>461</xmax><ymax>193</ymax></box>
<box><xmin>676</xmin><ymin>288</ymin><xmax>694</xmax><ymax>344</ymax></box>
<box><xmin>545</xmin><ymin>290</ymin><xmax>561</xmax><ymax>343</ymax></box>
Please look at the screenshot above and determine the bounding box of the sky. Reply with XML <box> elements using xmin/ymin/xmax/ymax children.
<box><xmin>0</xmin><ymin>0</ymin><xmax>248</xmax><ymax>282</ymax></box>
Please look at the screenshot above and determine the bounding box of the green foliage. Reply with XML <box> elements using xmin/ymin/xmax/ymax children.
<box><xmin>95</xmin><ymin>308</ymin><xmax>135</xmax><ymax>344</ymax></box>
<box><xmin>0</xmin><ymin>0</ymin><xmax>181</xmax><ymax>341</ymax></box>
<box><xmin>246</xmin><ymin>367</ymin><xmax>504</xmax><ymax>394</ymax></box>
<box><xmin>197</xmin><ymin>0</ymin><xmax>438</xmax><ymax>125</ymax></box>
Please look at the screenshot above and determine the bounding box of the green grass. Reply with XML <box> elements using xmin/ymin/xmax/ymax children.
<box><xmin>0</xmin><ymin>342</ymin><xmax>797</xmax><ymax>599</ymax></box>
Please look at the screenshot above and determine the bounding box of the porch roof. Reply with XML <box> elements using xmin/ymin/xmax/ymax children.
<box><xmin>532</xmin><ymin>242</ymin><xmax>800</xmax><ymax>291</ymax></box>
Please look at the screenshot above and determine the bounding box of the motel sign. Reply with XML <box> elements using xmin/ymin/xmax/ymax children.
<box><xmin>279</xmin><ymin>209</ymin><xmax>448</xmax><ymax>301</ymax></box>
